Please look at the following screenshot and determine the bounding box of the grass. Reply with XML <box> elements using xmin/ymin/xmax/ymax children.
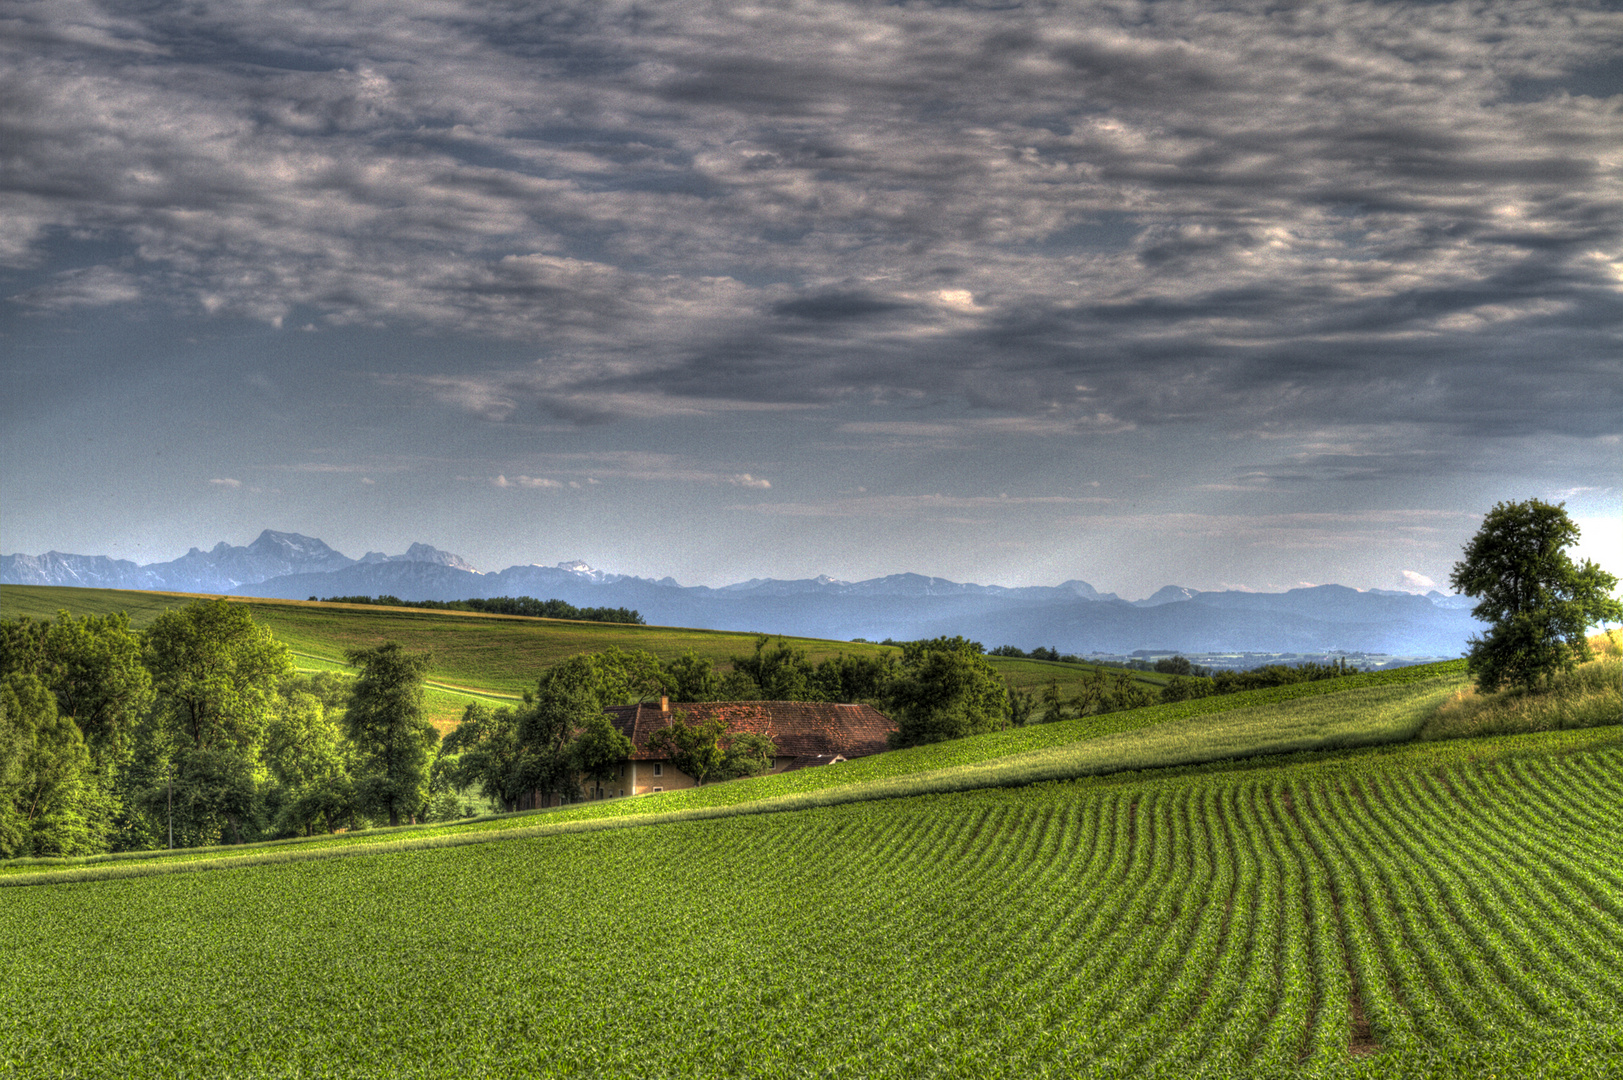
<box><xmin>0</xmin><ymin>661</ymin><xmax>1467</xmax><ymax>884</ymax></box>
<box><xmin>1</xmin><ymin>729</ymin><xmax>1620</xmax><ymax>1078</ymax></box>
<box><xmin>1418</xmin><ymin>634</ymin><xmax>1622</xmax><ymax>742</ymax></box>
<box><xmin>1</xmin><ymin>585</ymin><xmax>1173</xmax><ymax>726</ymax></box>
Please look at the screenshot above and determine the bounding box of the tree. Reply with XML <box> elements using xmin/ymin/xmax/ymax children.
<box><xmin>1007</xmin><ymin>686</ymin><xmax>1036</xmax><ymax>727</ymax></box>
<box><xmin>1037</xmin><ymin>679</ymin><xmax>1067</xmax><ymax>724</ymax></box>
<box><xmin>141</xmin><ymin>744</ymin><xmax>260</xmax><ymax>847</ymax></box>
<box><xmin>1160</xmin><ymin>676</ymin><xmax>1211</xmax><ymax>704</ymax></box>
<box><xmin>731</xmin><ymin>636</ymin><xmax>816</xmax><ymax>700</ymax></box>
<box><xmin>1</xmin><ymin>611</ymin><xmax>154</xmax><ymax>852</ymax></box>
<box><xmin>810</xmin><ymin>652</ymin><xmax>895</xmax><ymax>704</ymax></box>
<box><xmin>0</xmin><ymin>611</ymin><xmax>153</xmax><ymax>767</ymax></box>
<box><xmin>645</xmin><ymin>712</ymin><xmax>776</xmax><ymax>786</ymax></box>
<box><xmin>0</xmin><ymin>673</ymin><xmax>96</xmax><ymax>857</ymax></box>
<box><xmin>576</xmin><ymin>647</ymin><xmax>671</xmax><ymax>706</ymax></box>
<box><xmin>647</xmin><ymin>713</ymin><xmax>727</xmax><ymax>785</ymax></box>
<box><xmin>145</xmin><ymin>599</ymin><xmax>294</xmax><ymax>754</ymax></box>
<box><xmin>440</xmin><ymin>702</ymin><xmax>528</xmax><ymax>812</ymax></box>
<box><xmin>1450</xmin><ymin>499</ymin><xmax>1622</xmax><ymax>692</ymax></box>
<box><xmin>514</xmin><ymin>656</ymin><xmax>604</xmax><ymax>806</ymax></box>
<box><xmin>142</xmin><ymin>599</ymin><xmax>294</xmax><ymax>845</ymax></box>
<box><xmin>345</xmin><ymin>642</ymin><xmax>437</xmax><ymax>826</ymax></box>
<box><xmin>716</xmin><ymin>729</ymin><xmax>776</xmax><ymax>782</ymax></box>
<box><xmin>885</xmin><ymin>636</ymin><xmax>1010</xmax><ymax>748</ymax></box>
<box><xmin>572</xmin><ymin>712</ymin><xmax>634</xmax><ymax>791</ymax></box>
<box><xmin>475</xmin><ymin>649</ymin><xmax>671</xmax><ymax>809</ymax></box>
<box><xmin>263</xmin><ymin>680</ymin><xmax>357</xmax><ymax>836</ymax></box>
<box><xmin>664</xmin><ymin>650</ymin><xmax>720</xmax><ymax>702</ymax></box>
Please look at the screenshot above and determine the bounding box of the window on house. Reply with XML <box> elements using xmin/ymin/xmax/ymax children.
<box><xmin>653</xmin><ymin>786</ymin><xmax>662</xmax><ymax>792</ymax></box>
<box><xmin>653</xmin><ymin>763</ymin><xmax>663</xmax><ymax>776</ymax></box>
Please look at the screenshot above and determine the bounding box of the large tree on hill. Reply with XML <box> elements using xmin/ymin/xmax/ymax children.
<box><xmin>1450</xmin><ymin>499</ymin><xmax>1621</xmax><ymax>692</ymax></box>
<box><xmin>345</xmin><ymin>642</ymin><xmax>437</xmax><ymax>826</ymax></box>
<box><xmin>145</xmin><ymin>599</ymin><xmax>293</xmax><ymax>753</ymax></box>
<box><xmin>885</xmin><ymin>636</ymin><xmax>1010</xmax><ymax>748</ymax></box>
<box><xmin>143</xmin><ymin>599</ymin><xmax>294</xmax><ymax>845</ymax></box>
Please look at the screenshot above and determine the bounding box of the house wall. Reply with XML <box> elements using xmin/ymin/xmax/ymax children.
<box><xmin>621</xmin><ymin>755</ymin><xmax>792</xmax><ymax>796</ymax></box>
<box><xmin>581</xmin><ymin>760</ymin><xmax>637</xmax><ymax>799</ymax></box>
<box><xmin>528</xmin><ymin>754</ymin><xmax>806</xmax><ymax>807</ymax></box>
<box><xmin>627</xmin><ymin>759</ymin><xmax>697</xmax><ymax>795</ymax></box>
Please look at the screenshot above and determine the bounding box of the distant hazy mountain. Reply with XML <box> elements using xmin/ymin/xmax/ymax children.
<box><xmin>0</xmin><ymin>552</ymin><xmax>164</xmax><ymax>591</ymax></box>
<box><xmin>2</xmin><ymin>531</ymin><xmax>354</xmax><ymax>592</ymax></box>
<box><xmin>357</xmin><ymin>543</ymin><xmax>480</xmax><ymax>574</ymax></box>
<box><xmin>2</xmin><ymin>532</ymin><xmax>1482</xmax><ymax>656</ymax></box>
<box><xmin>1133</xmin><ymin>585</ymin><xmax>1199</xmax><ymax>607</ymax></box>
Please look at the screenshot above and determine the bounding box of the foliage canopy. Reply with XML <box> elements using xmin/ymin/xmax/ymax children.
<box><xmin>345</xmin><ymin>641</ymin><xmax>437</xmax><ymax>826</ymax></box>
<box><xmin>1450</xmin><ymin>499</ymin><xmax>1621</xmax><ymax>691</ymax></box>
<box><xmin>885</xmin><ymin>636</ymin><xmax>1010</xmax><ymax>748</ymax></box>
<box><xmin>645</xmin><ymin>712</ymin><xmax>776</xmax><ymax>786</ymax></box>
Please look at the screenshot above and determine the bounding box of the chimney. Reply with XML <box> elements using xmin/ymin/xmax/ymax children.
<box><xmin>660</xmin><ymin>695</ymin><xmax>669</xmax><ymax>713</ymax></box>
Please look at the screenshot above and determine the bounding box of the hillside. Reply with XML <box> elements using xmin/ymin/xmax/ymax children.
<box><xmin>0</xmin><ymin>661</ymin><xmax>1462</xmax><ymax>882</ymax></box>
<box><xmin>0</xmin><ymin>585</ymin><xmax>1170</xmax><ymax>727</ymax></box>
<box><xmin>2</xmin><ymin>666</ymin><xmax>1620</xmax><ymax>1078</ymax></box>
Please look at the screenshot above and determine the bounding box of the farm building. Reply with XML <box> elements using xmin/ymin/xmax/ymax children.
<box><xmin>522</xmin><ymin>698</ymin><xmax>896</xmax><ymax>806</ymax></box>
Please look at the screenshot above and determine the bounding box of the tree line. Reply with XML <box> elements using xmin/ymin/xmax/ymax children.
<box><xmin>0</xmin><ymin>600</ymin><xmax>456</xmax><ymax>857</ymax></box>
<box><xmin>0</xmin><ymin>605</ymin><xmax>1389</xmax><ymax>860</ymax></box>
<box><xmin>0</xmin><ymin>611</ymin><xmax>999</xmax><ymax>855</ymax></box>
<box><xmin>315</xmin><ymin>595</ymin><xmax>645</xmax><ymax>624</ymax></box>
<box><xmin>0</xmin><ymin>616</ymin><xmax>1052</xmax><ymax>854</ymax></box>
<box><xmin>440</xmin><ymin>648</ymin><xmax>784</xmax><ymax>812</ymax></box>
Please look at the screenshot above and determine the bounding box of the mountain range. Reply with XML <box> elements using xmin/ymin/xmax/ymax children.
<box><xmin>2</xmin><ymin>530</ymin><xmax>1482</xmax><ymax>657</ymax></box>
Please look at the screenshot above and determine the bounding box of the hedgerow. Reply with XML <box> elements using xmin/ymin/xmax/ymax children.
<box><xmin>0</xmin><ymin>664</ymin><xmax>1466</xmax><ymax>882</ymax></box>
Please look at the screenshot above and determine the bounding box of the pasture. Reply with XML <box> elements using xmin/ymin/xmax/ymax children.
<box><xmin>0</xmin><ymin>662</ymin><xmax>1464</xmax><ymax>882</ymax></box>
<box><xmin>2</xmin><ymin>726</ymin><xmax>1620</xmax><ymax>1078</ymax></box>
<box><xmin>1</xmin><ymin>587</ymin><xmax>1618</xmax><ymax>1078</ymax></box>
<box><xmin>0</xmin><ymin>586</ymin><xmax>1167</xmax><ymax>727</ymax></box>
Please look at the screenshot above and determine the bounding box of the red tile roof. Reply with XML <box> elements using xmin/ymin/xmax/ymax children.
<box><xmin>603</xmin><ymin>700</ymin><xmax>895</xmax><ymax>762</ymax></box>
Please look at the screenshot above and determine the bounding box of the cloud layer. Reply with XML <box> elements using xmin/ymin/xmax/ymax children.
<box><xmin>6</xmin><ymin>0</ymin><xmax>1619</xmax><ymax>438</ymax></box>
<box><xmin>2</xmin><ymin>0</ymin><xmax>1619</xmax><ymax>592</ymax></box>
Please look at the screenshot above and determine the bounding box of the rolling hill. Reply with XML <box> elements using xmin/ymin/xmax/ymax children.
<box><xmin>2</xmin><ymin>652</ymin><xmax>1620</xmax><ymax>1078</ymax></box>
<box><xmin>0</xmin><ymin>585</ymin><xmax>1171</xmax><ymax>728</ymax></box>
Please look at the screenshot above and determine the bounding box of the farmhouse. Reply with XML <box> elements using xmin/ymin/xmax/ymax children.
<box><xmin>527</xmin><ymin>698</ymin><xmax>896</xmax><ymax>806</ymax></box>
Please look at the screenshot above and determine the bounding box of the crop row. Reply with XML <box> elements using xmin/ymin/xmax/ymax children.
<box><xmin>1</xmin><ymin>744</ymin><xmax>1620</xmax><ymax>1078</ymax></box>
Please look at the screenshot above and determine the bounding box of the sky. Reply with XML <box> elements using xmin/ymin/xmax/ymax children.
<box><xmin>2</xmin><ymin>0</ymin><xmax>1619</xmax><ymax>599</ymax></box>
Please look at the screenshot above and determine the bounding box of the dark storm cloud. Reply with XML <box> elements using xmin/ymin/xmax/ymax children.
<box><xmin>3</xmin><ymin>0</ymin><xmax>1621</xmax><ymax>456</ymax></box>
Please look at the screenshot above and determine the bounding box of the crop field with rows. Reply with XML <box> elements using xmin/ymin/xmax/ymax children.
<box><xmin>3</xmin><ymin>733</ymin><xmax>1621</xmax><ymax>1079</ymax></box>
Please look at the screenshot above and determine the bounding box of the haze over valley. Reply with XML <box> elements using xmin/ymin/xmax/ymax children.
<box><xmin>3</xmin><ymin>529</ymin><xmax>1482</xmax><ymax>658</ymax></box>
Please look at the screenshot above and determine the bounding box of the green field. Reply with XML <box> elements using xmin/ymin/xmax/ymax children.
<box><xmin>0</xmin><ymin>586</ymin><xmax>1168</xmax><ymax>727</ymax></box>
<box><xmin>2</xmin><ymin>724</ymin><xmax>1620</xmax><ymax>1078</ymax></box>
<box><xmin>0</xmin><ymin>662</ymin><xmax>1466</xmax><ymax>882</ymax></box>
<box><xmin>6</xmin><ymin>584</ymin><xmax>1619</xmax><ymax>1077</ymax></box>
